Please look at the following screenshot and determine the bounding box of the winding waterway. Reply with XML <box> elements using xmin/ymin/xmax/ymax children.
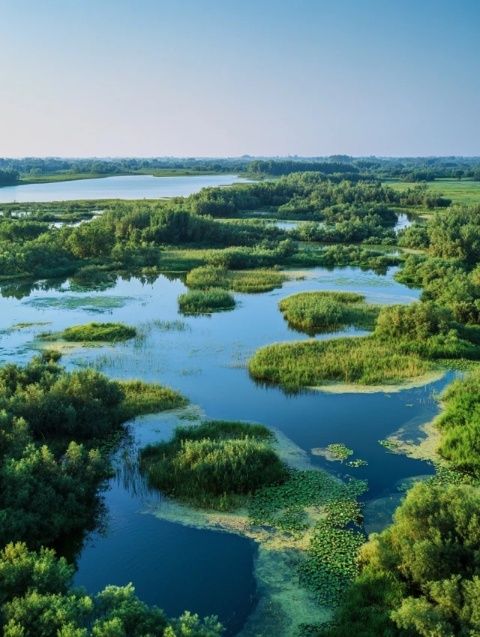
<box><xmin>0</xmin><ymin>265</ymin><xmax>452</xmax><ymax>635</ymax></box>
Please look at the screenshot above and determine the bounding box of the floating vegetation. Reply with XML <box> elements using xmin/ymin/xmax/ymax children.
<box><xmin>346</xmin><ymin>459</ymin><xmax>368</xmax><ymax>468</ymax></box>
<box><xmin>26</xmin><ymin>295</ymin><xmax>135</xmax><ymax>312</ymax></box>
<box><xmin>326</xmin><ymin>444</ymin><xmax>353</xmax><ymax>462</ymax></box>
<box><xmin>378</xmin><ymin>438</ymin><xmax>402</xmax><ymax>452</ymax></box>
<box><xmin>10</xmin><ymin>321</ymin><xmax>51</xmax><ymax>330</ymax></box>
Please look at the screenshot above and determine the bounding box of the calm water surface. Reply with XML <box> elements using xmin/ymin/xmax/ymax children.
<box><xmin>0</xmin><ymin>266</ymin><xmax>450</xmax><ymax>634</ymax></box>
<box><xmin>0</xmin><ymin>174</ymin><xmax>249</xmax><ymax>202</ymax></box>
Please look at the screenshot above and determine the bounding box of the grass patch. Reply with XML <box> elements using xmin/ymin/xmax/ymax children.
<box><xmin>185</xmin><ymin>265</ymin><xmax>229</xmax><ymax>289</ymax></box>
<box><xmin>230</xmin><ymin>270</ymin><xmax>287</xmax><ymax>293</ymax></box>
<box><xmin>185</xmin><ymin>265</ymin><xmax>287</xmax><ymax>293</ymax></box>
<box><xmin>248</xmin><ymin>336</ymin><xmax>432</xmax><ymax>390</ymax></box>
<box><xmin>279</xmin><ymin>291</ymin><xmax>379</xmax><ymax>335</ymax></box>
<box><xmin>119</xmin><ymin>380</ymin><xmax>187</xmax><ymax>420</ymax></box>
<box><xmin>178</xmin><ymin>289</ymin><xmax>235</xmax><ymax>315</ymax></box>
<box><xmin>140</xmin><ymin>420</ymin><xmax>288</xmax><ymax>510</ymax></box>
<box><xmin>58</xmin><ymin>322</ymin><xmax>137</xmax><ymax>342</ymax></box>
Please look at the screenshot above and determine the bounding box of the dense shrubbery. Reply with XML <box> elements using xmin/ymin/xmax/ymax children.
<box><xmin>178</xmin><ymin>289</ymin><xmax>235</xmax><ymax>314</ymax></box>
<box><xmin>435</xmin><ymin>369</ymin><xmax>480</xmax><ymax>475</ymax></box>
<box><xmin>397</xmin><ymin>222</ymin><xmax>429</xmax><ymax>249</ymax></box>
<box><xmin>0</xmin><ymin>353</ymin><xmax>186</xmax><ymax>548</ymax></box>
<box><xmin>279</xmin><ymin>291</ymin><xmax>378</xmax><ymax>334</ymax></box>
<box><xmin>322</xmin><ymin>482</ymin><xmax>480</xmax><ymax>637</ymax></box>
<box><xmin>397</xmin><ymin>255</ymin><xmax>480</xmax><ymax>324</ymax></box>
<box><xmin>428</xmin><ymin>204</ymin><xmax>480</xmax><ymax>264</ymax></box>
<box><xmin>140</xmin><ymin>421</ymin><xmax>288</xmax><ymax>509</ymax></box>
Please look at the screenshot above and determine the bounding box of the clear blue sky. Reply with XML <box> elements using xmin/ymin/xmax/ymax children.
<box><xmin>1</xmin><ymin>0</ymin><xmax>479</xmax><ymax>157</ymax></box>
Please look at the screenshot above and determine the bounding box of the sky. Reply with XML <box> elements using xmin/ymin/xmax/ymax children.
<box><xmin>0</xmin><ymin>0</ymin><xmax>479</xmax><ymax>157</ymax></box>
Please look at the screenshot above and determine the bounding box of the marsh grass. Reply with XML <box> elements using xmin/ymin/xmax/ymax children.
<box><xmin>140</xmin><ymin>420</ymin><xmax>288</xmax><ymax>510</ymax></box>
<box><xmin>279</xmin><ymin>291</ymin><xmax>379</xmax><ymax>335</ymax></box>
<box><xmin>119</xmin><ymin>380</ymin><xmax>187</xmax><ymax>420</ymax></box>
<box><xmin>178</xmin><ymin>289</ymin><xmax>235</xmax><ymax>314</ymax></box>
<box><xmin>248</xmin><ymin>336</ymin><xmax>431</xmax><ymax>390</ymax></box>
<box><xmin>231</xmin><ymin>269</ymin><xmax>286</xmax><ymax>293</ymax></box>
<box><xmin>185</xmin><ymin>264</ymin><xmax>287</xmax><ymax>294</ymax></box>
<box><xmin>56</xmin><ymin>322</ymin><xmax>137</xmax><ymax>342</ymax></box>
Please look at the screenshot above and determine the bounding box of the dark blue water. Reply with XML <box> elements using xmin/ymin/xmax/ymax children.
<box><xmin>0</xmin><ymin>265</ymin><xmax>449</xmax><ymax>634</ymax></box>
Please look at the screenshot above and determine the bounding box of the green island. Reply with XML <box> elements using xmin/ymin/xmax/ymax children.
<box><xmin>178</xmin><ymin>288</ymin><xmax>236</xmax><ymax>314</ymax></box>
<box><xmin>186</xmin><ymin>265</ymin><xmax>288</xmax><ymax>294</ymax></box>
<box><xmin>44</xmin><ymin>321</ymin><xmax>137</xmax><ymax>343</ymax></box>
<box><xmin>278</xmin><ymin>291</ymin><xmax>379</xmax><ymax>334</ymax></box>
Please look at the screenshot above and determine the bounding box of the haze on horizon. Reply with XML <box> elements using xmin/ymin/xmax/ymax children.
<box><xmin>1</xmin><ymin>0</ymin><xmax>479</xmax><ymax>158</ymax></box>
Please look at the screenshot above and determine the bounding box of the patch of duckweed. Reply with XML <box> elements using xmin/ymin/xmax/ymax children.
<box><xmin>378</xmin><ymin>438</ymin><xmax>402</xmax><ymax>452</ymax></box>
<box><xmin>326</xmin><ymin>443</ymin><xmax>353</xmax><ymax>462</ymax></box>
<box><xmin>26</xmin><ymin>295</ymin><xmax>135</xmax><ymax>312</ymax></box>
<box><xmin>346</xmin><ymin>458</ymin><xmax>368</xmax><ymax>468</ymax></box>
<box><xmin>299</xmin><ymin>520</ymin><xmax>365</xmax><ymax>606</ymax></box>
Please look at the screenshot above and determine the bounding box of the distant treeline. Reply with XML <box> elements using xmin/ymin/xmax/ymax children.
<box><xmin>0</xmin><ymin>169</ymin><xmax>19</xmax><ymax>186</ymax></box>
<box><xmin>1</xmin><ymin>156</ymin><xmax>480</xmax><ymax>183</ymax></box>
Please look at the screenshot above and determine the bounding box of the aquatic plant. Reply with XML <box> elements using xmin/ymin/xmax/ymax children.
<box><xmin>248</xmin><ymin>336</ymin><xmax>431</xmax><ymax>390</ymax></box>
<box><xmin>140</xmin><ymin>420</ymin><xmax>288</xmax><ymax>510</ymax></box>
<box><xmin>279</xmin><ymin>291</ymin><xmax>379</xmax><ymax>334</ymax></box>
<box><xmin>230</xmin><ymin>269</ymin><xmax>286</xmax><ymax>293</ymax></box>
<box><xmin>118</xmin><ymin>380</ymin><xmax>187</xmax><ymax>420</ymax></box>
<box><xmin>326</xmin><ymin>443</ymin><xmax>353</xmax><ymax>462</ymax></box>
<box><xmin>178</xmin><ymin>289</ymin><xmax>235</xmax><ymax>314</ymax></box>
<box><xmin>57</xmin><ymin>322</ymin><xmax>137</xmax><ymax>342</ymax></box>
<box><xmin>185</xmin><ymin>265</ymin><xmax>229</xmax><ymax>289</ymax></box>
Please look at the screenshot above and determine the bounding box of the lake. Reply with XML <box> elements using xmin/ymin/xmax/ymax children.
<box><xmin>0</xmin><ymin>265</ymin><xmax>451</xmax><ymax>635</ymax></box>
<box><xmin>0</xmin><ymin>174</ymin><xmax>249</xmax><ymax>202</ymax></box>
